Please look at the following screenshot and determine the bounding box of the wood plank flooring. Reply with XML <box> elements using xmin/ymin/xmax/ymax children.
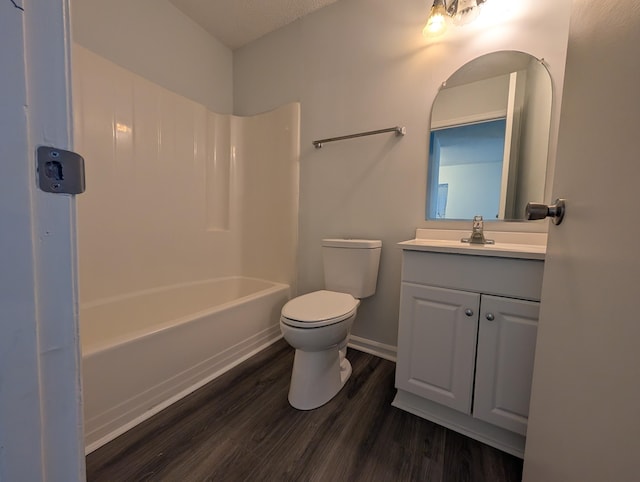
<box><xmin>86</xmin><ymin>340</ymin><xmax>523</xmax><ymax>481</ymax></box>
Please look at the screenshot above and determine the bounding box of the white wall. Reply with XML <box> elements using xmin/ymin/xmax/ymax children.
<box><xmin>234</xmin><ymin>0</ymin><xmax>571</xmax><ymax>346</ymax></box>
<box><xmin>71</xmin><ymin>0</ymin><xmax>233</xmax><ymax>114</ymax></box>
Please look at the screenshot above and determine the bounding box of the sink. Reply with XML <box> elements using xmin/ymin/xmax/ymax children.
<box><xmin>399</xmin><ymin>229</ymin><xmax>547</xmax><ymax>260</ymax></box>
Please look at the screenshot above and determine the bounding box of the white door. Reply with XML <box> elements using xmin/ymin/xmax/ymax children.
<box><xmin>0</xmin><ymin>1</ymin><xmax>84</xmax><ymax>481</ymax></box>
<box><xmin>523</xmin><ymin>0</ymin><xmax>640</xmax><ymax>480</ymax></box>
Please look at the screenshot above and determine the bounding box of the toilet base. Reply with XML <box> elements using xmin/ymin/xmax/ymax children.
<box><xmin>288</xmin><ymin>347</ymin><xmax>352</xmax><ymax>410</ymax></box>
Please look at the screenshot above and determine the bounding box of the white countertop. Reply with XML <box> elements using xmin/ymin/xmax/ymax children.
<box><xmin>399</xmin><ymin>229</ymin><xmax>547</xmax><ymax>260</ymax></box>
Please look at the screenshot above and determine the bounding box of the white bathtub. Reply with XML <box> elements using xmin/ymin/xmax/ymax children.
<box><xmin>81</xmin><ymin>277</ymin><xmax>290</xmax><ymax>453</ymax></box>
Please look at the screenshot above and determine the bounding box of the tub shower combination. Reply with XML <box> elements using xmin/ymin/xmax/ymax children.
<box><xmin>74</xmin><ymin>47</ymin><xmax>299</xmax><ymax>451</ymax></box>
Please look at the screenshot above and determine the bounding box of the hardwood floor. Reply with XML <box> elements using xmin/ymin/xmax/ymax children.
<box><xmin>86</xmin><ymin>340</ymin><xmax>523</xmax><ymax>481</ymax></box>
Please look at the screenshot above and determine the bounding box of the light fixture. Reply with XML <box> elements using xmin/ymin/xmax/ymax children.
<box><xmin>423</xmin><ymin>0</ymin><xmax>488</xmax><ymax>37</ymax></box>
<box><xmin>423</xmin><ymin>0</ymin><xmax>450</xmax><ymax>37</ymax></box>
<box><xmin>449</xmin><ymin>0</ymin><xmax>481</xmax><ymax>25</ymax></box>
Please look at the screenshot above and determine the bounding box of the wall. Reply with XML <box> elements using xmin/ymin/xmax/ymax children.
<box><xmin>74</xmin><ymin>46</ymin><xmax>299</xmax><ymax>305</ymax></box>
<box><xmin>233</xmin><ymin>0</ymin><xmax>571</xmax><ymax>347</ymax></box>
<box><xmin>71</xmin><ymin>0</ymin><xmax>233</xmax><ymax>114</ymax></box>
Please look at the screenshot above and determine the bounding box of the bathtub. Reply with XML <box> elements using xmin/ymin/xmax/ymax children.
<box><xmin>81</xmin><ymin>276</ymin><xmax>290</xmax><ymax>453</ymax></box>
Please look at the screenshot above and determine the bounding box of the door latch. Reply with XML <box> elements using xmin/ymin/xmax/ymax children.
<box><xmin>37</xmin><ymin>146</ymin><xmax>85</xmax><ymax>194</ymax></box>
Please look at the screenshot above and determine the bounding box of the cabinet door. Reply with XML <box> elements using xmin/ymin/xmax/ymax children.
<box><xmin>396</xmin><ymin>283</ymin><xmax>480</xmax><ymax>414</ymax></box>
<box><xmin>473</xmin><ymin>295</ymin><xmax>539</xmax><ymax>435</ymax></box>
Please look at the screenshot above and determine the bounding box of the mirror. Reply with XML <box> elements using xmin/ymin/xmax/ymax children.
<box><xmin>426</xmin><ymin>51</ymin><xmax>552</xmax><ymax>221</ymax></box>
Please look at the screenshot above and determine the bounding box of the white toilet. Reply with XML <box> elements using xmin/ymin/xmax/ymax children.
<box><xmin>280</xmin><ymin>238</ymin><xmax>382</xmax><ymax>410</ymax></box>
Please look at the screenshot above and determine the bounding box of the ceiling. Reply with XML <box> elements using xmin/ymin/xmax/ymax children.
<box><xmin>170</xmin><ymin>0</ymin><xmax>340</xmax><ymax>50</ymax></box>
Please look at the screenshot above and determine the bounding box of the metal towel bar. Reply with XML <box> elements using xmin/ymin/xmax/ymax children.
<box><xmin>312</xmin><ymin>126</ymin><xmax>406</xmax><ymax>149</ymax></box>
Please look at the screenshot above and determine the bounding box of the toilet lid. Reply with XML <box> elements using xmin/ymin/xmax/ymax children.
<box><xmin>281</xmin><ymin>290</ymin><xmax>359</xmax><ymax>328</ymax></box>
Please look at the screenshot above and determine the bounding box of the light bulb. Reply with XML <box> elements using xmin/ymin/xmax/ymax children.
<box><xmin>423</xmin><ymin>0</ymin><xmax>450</xmax><ymax>37</ymax></box>
<box><xmin>451</xmin><ymin>0</ymin><xmax>481</xmax><ymax>25</ymax></box>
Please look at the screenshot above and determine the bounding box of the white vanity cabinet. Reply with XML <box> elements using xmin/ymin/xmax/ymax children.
<box><xmin>393</xmin><ymin>246</ymin><xmax>545</xmax><ymax>458</ymax></box>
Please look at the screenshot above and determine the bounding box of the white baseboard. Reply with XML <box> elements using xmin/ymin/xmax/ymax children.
<box><xmin>348</xmin><ymin>335</ymin><xmax>397</xmax><ymax>362</ymax></box>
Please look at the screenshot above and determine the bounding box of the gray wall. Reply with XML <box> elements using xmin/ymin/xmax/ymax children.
<box><xmin>71</xmin><ymin>0</ymin><xmax>233</xmax><ymax>114</ymax></box>
<box><xmin>234</xmin><ymin>0</ymin><xmax>572</xmax><ymax>347</ymax></box>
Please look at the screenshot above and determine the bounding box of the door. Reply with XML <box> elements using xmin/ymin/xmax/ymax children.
<box><xmin>396</xmin><ymin>284</ymin><xmax>480</xmax><ymax>414</ymax></box>
<box><xmin>0</xmin><ymin>1</ymin><xmax>84</xmax><ymax>480</ymax></box>
<box><xmin>523</xmin><ymin>1</ymin><xmax>640</xmax><ymax>481</ymax></box>
<box><xmin>474</xmin><ymin>295</ymin><xmax>539</xmax><ymax>435</ymax></box>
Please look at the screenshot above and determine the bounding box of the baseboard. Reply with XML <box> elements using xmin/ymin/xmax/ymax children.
<box><xmin>85</xmin><ymin>329</ymin><xmax>283</xmax><ymax>454</ymax></box>
<box><xmin>348</xmin><ymin>335</ymin><xmax>397</xmax><ymax>362</ymax></box>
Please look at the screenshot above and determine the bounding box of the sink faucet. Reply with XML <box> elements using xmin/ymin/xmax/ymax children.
<box><xmin>461</xmin><ymin>215</ymin><xmax>495</xmax><ymax>245</ymax></box>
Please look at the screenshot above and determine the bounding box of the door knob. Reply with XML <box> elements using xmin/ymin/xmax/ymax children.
<box><xmin>525</xmin><ymin>198</ymin><xmax>566</xmax><ymax>225</ymax></box>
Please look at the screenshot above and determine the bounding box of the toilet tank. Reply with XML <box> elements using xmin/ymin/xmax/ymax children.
<box><xmin>322</xmin><ymin>239</ymin><xmax>382</xmax><ymax>298</ymax></box>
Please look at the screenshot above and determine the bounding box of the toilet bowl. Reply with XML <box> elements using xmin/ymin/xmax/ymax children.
<box><xmin>280</xmin><ymin>238</ymin><xmax>382</xmax><ymax>410</ymax></box>
<box><xmin>280</xmin><ymin>290</ymin><xmax>359</xmax><ymax>410</ymax></box>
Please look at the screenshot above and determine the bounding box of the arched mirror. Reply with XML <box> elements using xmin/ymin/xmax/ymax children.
<box><xmin>426</xmin><ymin>51</ymin><xmax>552</xmax><ymax>221</ymax></box>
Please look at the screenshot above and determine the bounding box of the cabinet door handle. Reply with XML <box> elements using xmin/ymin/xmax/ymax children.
<box><xmin>465</xmin><ymin>309</ymin><xmax>474</xmax><ymax>317</ymax></box>
<box><xmin>485</xmin><ymin>313</ymin><xmax>495</xmax><ymax>321</ymax></box>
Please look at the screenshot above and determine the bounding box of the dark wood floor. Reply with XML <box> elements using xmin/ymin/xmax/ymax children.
<box><xmin>86</xmin><ymin>340</ymin><xmax>523</xmax><ymax>481</ymax></box>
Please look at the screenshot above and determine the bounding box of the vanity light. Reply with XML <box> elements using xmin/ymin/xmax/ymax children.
<box><xmin>423</xmin><ymin>0</ymin><xmax>487</xmax><ymax>37</ymax></box>
<box><xmin>423</xmin><ymin>0</ymin><xmax>450</xmax><ymax>37</ymax></box>
<box><xmin>450</xmin><ymin>0</ymin><xmax>482</xmax><ymax>25</ymax></box>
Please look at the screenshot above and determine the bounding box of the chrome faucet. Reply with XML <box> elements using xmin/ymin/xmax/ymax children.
<box><xmin>461</xmin><ymin>215</ymin><xmax>495</xmax><ymax>245</ymax></box>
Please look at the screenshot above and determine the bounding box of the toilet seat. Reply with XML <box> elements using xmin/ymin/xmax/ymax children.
<box><xmin>281</xmin><ymin>290</ymin><xmax>359</xmax><ymax>328</ymax></box>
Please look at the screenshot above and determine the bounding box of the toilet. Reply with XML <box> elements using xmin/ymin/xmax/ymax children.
<box><xmin>280</xmin><ymin>238</ymin><xmax>382</xmax><ymax>410</ymax></box>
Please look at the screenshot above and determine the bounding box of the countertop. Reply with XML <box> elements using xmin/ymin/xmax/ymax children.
<box><xmin>399</xmin><ymin>229</ymin><xmax>547</xmax><ymax>260</ymax></box>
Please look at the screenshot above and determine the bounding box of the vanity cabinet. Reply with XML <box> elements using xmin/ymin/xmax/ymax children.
<box><xmin>393</xmin><ymin>247</ymin><xmax>544</xmax><ymax>457</ymax></box>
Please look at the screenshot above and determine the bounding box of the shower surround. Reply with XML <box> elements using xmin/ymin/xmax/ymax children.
<box><xmin>73</xmin><ymin>46</ymin><xmax>299</xmax><ymax>451</ymax></box>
